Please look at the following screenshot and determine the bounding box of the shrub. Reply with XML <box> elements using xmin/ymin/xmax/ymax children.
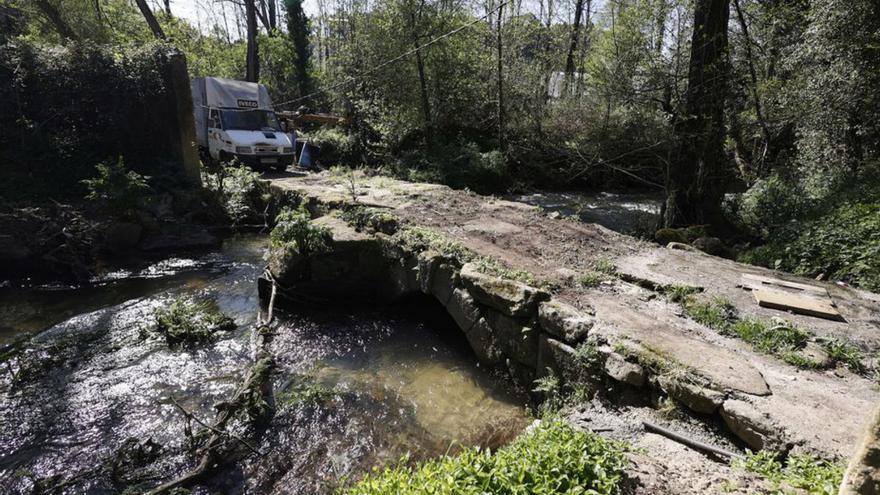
<box><xmin>739</xmin><ymin>200</ymin><xmax>880</xmax><ymax>291</ymax></box>
<box><xmin>307</xmin><ymin>128</ymin><xmax>362</xmax><ymax>167</ymax></box>
<box><xmin>339</xmin><ymin>419</ymin><xmax>628</xmax><ymax>495</ymax></box>
<box><xmin>270</xmin><ymin>204</ymin><xmax>332</xmax><ymax>256</ymax></box>
<box><xmin>81</xmin><ymin>157</ymin><xmax>150</xmax><ymax>216</ymax></box>
<box><xmin>151</xmin><ymin>297</ymin><xmax>235</xmax><ymax>346</ymax></box>
<box><xmin>737</xmin><ymin>450</ymin><xmax>843</xmax><ymax>495</ymax></box>
<box><xmin>392</xmin><ymin>140</ymin><xmax>510</xmax><ymax>194</ymax></box>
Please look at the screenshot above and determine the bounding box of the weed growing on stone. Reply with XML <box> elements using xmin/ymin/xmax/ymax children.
<box><xmin>737</xmin><ymin>450</ymin><xmax>843</xmax><ymax>495</ymax></box>
<box><xmin>593</xmin><ymin>257</ymin><xmax>618</xmax><ymax>275</ymax></box>
<box><xmin>340</xmin><ymin>205</ymin><xmax>399</xmax><ymax>234</ymax></box>
<box><xmin>392</xmin><ymin>227</ymin><xmax>474</xmax><ymax>263</ymax></box>
<box><xmin>574</xmin><ymin>342</ymin><xmax>602</xmax><ymax>367</ymax></box>
<box><xmin>579</xmin><ymin>271</ymin><xmax>604</xmax><ymax>288</ymax></box>
<box><xmin>663</xmin><ymin>284</ymin><xmax>700</xmax><ymax>303</ymax></box>
<box><xmin>472</xmin><ymin>256</ymin><xmax>541</xmax><ymax>287</ymax></box>
<box><xmin>731</xmin><ymin>318</ymin><xmax>811</xmax><ymax>356</ymax></box>
<box><xmin>657</xmin><ymin>397</ymin><xmax>683</xmax><ymax>420</ymax></box>
<box><xmin>821</xmin><ymin>338</ymin><xmax>867</xmax><ymax>374</ymax></box>
<box><xmin>684</xmin><ymin>296</ymin><xmax>738</xmax><ymax>330</ymax></box>
<box><xmin>270</xmin><ymin>204</ymin><xmax>332</xmax><ymax>256</ymax></box>
<box><xmin>150</xmin><ymin>297</ymin><xmax>235</xmax><ymax>347</ymax></box>
<box><xmin>338</xmin><ymin>419</ymin><xmax>629</xmax><ymax>495</ymax></box>
<box><xmin>533</xmin><ymin>370</ymin><xmax>564</xmax><ymax>413</ymax></box>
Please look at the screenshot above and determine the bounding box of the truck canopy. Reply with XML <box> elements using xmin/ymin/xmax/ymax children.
<box><xmin>191</xmin><ymin>77</ymin><xmax>276</xmax><ymax>146</ymax></box>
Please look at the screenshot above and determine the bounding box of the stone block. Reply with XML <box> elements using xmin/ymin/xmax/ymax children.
<box><xmin>446</xmin><ymin>288</ymin><xmax>481</xmax><ymax>333</ymax></box>
<box><xmin>604</xmin><ymin>352</ymin><xmax>646</xmax><ymax>387</ymax></box>
<box><xmin>656</xmin><ymin>375</ymin><xmax>724</xmax><ymax>414</ymax></box>
<box><xmin>485</xmin><ymin>309</ymin><xmax>538</xmax><ymax>368</ymax></box>
<box><xmin>430</xmin><ymin>263</ymin><xmax>457</xmax><ymax>306</ymax></box>
<box><xmin>721</xmin><ymin>399</ymin><xmax>779</xmax><ymax>451</ymax></box>
<box><xmin>464</xmin><ymin>317</ymin><xmax>503</xmax><ymax>364</ymax></box>
<box><xmin>460</xmin><ymin>263</ymin><xmax>549</xmax><ymax>317</ymax></box>
<box><xmin>537</xmin><ymin>300</ymin><xmax>594</xmax><ymax>344</ymax></box>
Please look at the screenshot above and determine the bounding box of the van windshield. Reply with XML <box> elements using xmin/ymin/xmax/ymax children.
<box><xmin>220</xmin><ymin>109</ymin><xmax>281</xmax><ymax>131</ymax></box>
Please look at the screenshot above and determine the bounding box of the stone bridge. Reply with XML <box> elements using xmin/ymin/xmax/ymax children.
<box><xmin>262</xmin><ymin>171</ymin><xmax>880</xmax><ymax>466</ymax></box>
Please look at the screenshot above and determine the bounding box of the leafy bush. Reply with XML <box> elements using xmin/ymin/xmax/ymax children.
<box><xmin>270</xmin><ymin>204</ymin><xmax>332</xmax><ymax>256</ymax></box>
<box><xmin>740</xmin><ymin>200</ymin><xmax>880</xmax><ymax>291</ymax></box>
<box><xmin>339</xmin><ymin>419</ymin><xmax>628</xmax><ymax>495</ymax></box>
<box><xmin>307</xmin><ymin>128</ymin><xmax>362</xmax><ymax>167</ymax></box>
<box><xmin>392</xmin><ymin>140</ymin><xmax>509</xmax><ymax>194</ymax></box>
<box><xmin>728</xmin><ymin>175</ymin><xmax>809</xmax><ymax>237</ymax></box>
<box><xmin>150</xmin><ymin>297</ymin><xmax>235</xmax><ymax>347</ymax></box>
<box><xmin>737</xmin><ymin>450</ymin><xmax>844</xmax><ymax>495</ymax></box>
<box><xmin>81</xmin><ymin>157</ymin><xmax>150</xmax><ymax>215</ymax></box>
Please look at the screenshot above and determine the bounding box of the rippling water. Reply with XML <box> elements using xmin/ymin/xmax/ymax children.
<box><xmin>0</xmin><ymin>235</ymin><xmax>529</xmax><ymax>494</ymax></box>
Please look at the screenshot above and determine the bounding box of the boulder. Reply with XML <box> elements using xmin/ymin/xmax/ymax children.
<box><xmin>655</xmin><ymin>375</ymin><xmax>724</xmax><ymax>414</ymax></box>
<box><xmin>692</xmin><ymin>236</ymin><xmax>724</xmax><ymax>256</ymax></box>
<box><xmin>841</xmin><ymin>404</ymin><xmax>880</xmax><ymax>495</ymax></box>
<box><xmin>604</xmin><ymin>352</ymin><xmax>646</xmax><ymax>387</ymax></box>
<box><xmin>416</xmin><ymin>250</ymin><xmax>442</xmax><ymax>294</ymax></box>
<box><xmin>460</xmin><ymin>263</ymin><xmax>549</xmax><ymax>317</ymax></box>
<box><xmin>485</xmin><ymin>309</ymin><xmax>538</xmax><ymax>368</ymax></box>
<box><xmin>666</xmin><ymin>242</ymin><xmax>698</xmax><ymax>252</ymax></box>
<box><xmin>537</xmin><ymin>334</ymin><xmax>579</xmax><ymax>382</ymax></box>
<box><xmin>720</xmin><ymin>399</ymin><xmax>779</xmax><ymax>451</ymax></box>
<box><xmin>537</xmin><ymin>300</ymin><xmax>594</xmax><ymax>344</ymax></box>
<box><xmin>655</xmin><ymin>228</ymin><xmax>687</xmax><ymax>245</ymax></box>
<box><xmin>388</xmin><ymin>255</ymin><xmax>420</xmax><ymax>297</ymax></box>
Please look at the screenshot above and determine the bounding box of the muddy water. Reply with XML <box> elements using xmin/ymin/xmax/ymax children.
<box><xmin>0</xmin><ymin>235</ymin><xmax>529</xmax><ymax>494</ymax></box>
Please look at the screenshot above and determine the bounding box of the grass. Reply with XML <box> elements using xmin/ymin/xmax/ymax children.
<box><xmin>662</xmin><ymin>284</ymin><xmax>700</xmax><ymax>303</ymax></box>
<box><xmin>578</xmin><ymin>271</ymin><xmax>604</xmax><ymax>288</ymax></box>
<box><xmin>593</xmin><ymin>257</ymin><xmax>617</xmax><ymax>275</ymax></box>
<box><xmin>340</xmin><ymin>205</ymin><xmax>399</xmax><ymax>234</ymax></box>
<box><xmin>150</xmin><ymin>297</ymin><xmax>235</xmax><ymax>347</ymax></box>
<box><xmin>338</xmin><ymin>419</ymin><xmax>629</xmax><ymax>495</ymax></box>
<box><xmin>471</xmin><ymin>256</ymin><xmax>542</xmax><ymax>287</ymax></box>
<box><xmin>821</xmin><ymin>338</ymin><xmax>867</xmax><ymax>374</ymax></box>
<box><xmin>736</xmin><ymin>450</ymin><xmax>844</xmax><ymax>495</ymax></box>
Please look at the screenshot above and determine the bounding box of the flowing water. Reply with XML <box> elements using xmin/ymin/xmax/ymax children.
<box><xmin>507</xmin><ymin>190</ymin><xmax>662</xmax><ymax>236</ymax></box>
<box><xmin>0</xmin><ymin>235</ymin><xmax>530</xmax><ymax>494</ymax></box>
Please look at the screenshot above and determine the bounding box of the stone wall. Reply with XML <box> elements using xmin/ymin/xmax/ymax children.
<box><xmin>261</xmin><ymin>213</ymin><xmax>788</xmax><ymax>453</ymax></box>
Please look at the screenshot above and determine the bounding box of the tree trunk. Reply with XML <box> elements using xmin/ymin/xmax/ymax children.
<box><xmin>564</xmin><ymin>0</ymin><xmax>585</xmax><ymax>79</ymax></box>
<box><xmin>732</xmin><ymin>0</ymin><xmax>771</xmax><ymax>176</ymax></box>
<box><xmin>245</xmin><ymin>0</ymin><xmax>260</xmax><ymax>82</ymax></box>
<box><xmin>268</xmin><ymin>0</ymin><xmax>277</xmax><ymax>30</ymax></box>
<box><xmin>134</xmin><ymin>0</ymin><xmax>166</xmax><ymax>39</ymax></box>
<box><xmin>164</xmin><ymin>0</ymin><xmax>171</xmax><ymax>15</ymax></box>
<box><xmin>34</xmin><ymin>0</ymin><xmax>78</xmax><ymax>41</ymax></box>
<box><xmin>410</xmin><ymin>0</ymin><xmax>431</xmax><ymax>132</ymax></box>
<box><xmin>496</xmin><ymin>1</ymin><xmax>505</xmax><ymax>152</ymax></box>
<box><xmin>663</xmin><ymin>0</ymin><xmax>730</xmax><ymax>228</ymax></box>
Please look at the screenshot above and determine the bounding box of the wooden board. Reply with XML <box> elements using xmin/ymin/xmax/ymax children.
<box><xmin>752</xmin><ymin>287</ymin><xmax>845</xmax><ymax>322</ymax></box>
<box><xmin>741</xmin><ymin>273</ymin><xmax>828</xmax><ymax>296</ymax></box>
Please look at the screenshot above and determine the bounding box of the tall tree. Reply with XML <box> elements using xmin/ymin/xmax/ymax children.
<box><xmin>245</xmin><ymin>0</ymin><xmax>260</xmax><ymax>82</ymax></box>
<box><xmin>284</xmin><ymin>0</ymin><xmax>312</xmax><ymax>95</ymax></box>
<box><xmin>134</xmin><ymin>0</ymin><xmax>166</xmax><ymax>39</ymax></box>
<box><xmin>663</xmin><ymin>0</ymin><xmax>731</xmax><ymax>228</ymax></box>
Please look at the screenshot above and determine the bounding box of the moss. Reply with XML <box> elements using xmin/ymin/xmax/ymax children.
<box><xmin>149</xmin><ymin>297</ymin><xmax>235</xmax><ymax>347</ymax></box>
<box><xmin>339</xmin><ymin>419</ymin><xmax>628</xmax><ymax>495</ymax></box>
<box><xmin>471</xmin><ymin>256</ymin><xmax>542</xmax><ymax>288</ymax></box>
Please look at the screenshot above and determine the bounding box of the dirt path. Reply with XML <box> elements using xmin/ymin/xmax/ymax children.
<box><xmin>266</xmin><ymin>171</ymin><xmax>880</xmax><ymax>488</ymax></box>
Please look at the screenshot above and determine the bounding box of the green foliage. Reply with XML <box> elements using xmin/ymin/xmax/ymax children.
<box><xmin>471</xmin><ymin>256</ymin><xmax>541</xmax><ymax>287</ymax></box>
<box><xmin>277</xmin><ymin>377</ymin><xmax>337</xmax><ymax>408</ymax></box>
<box><xmin>737</xmin><ymin>450</ymin><xmax>844</xmax><ymax>495</ymax></box>
<box><xmin>578</xmin><ymin>272</ymin><xmax>604</xmax><ymax>288</ymax></box>
<box><xmin>730</xmin><ymin>318</ymin><xmax>810</xmax><ymax>356</ymax></box>
<box><xmin>821</xmin><ymin>339</ymin><xmax>866</xmax><ymax>374</ymax></box>
<box><xmin>341</xmin><ymin>206</ymin><xmax>399</xmax><ymax>234</ymax></box>
<box><xmin>663</xmin><ymin>284</ymin><xmax>700</xmax><ymax>303</ymax></box>
<box><xmin>308</xmin><ymin>129</ymin><xmax>362</xmax><ymax>168</ymax></box>
<box><xmin>532</xmin><ymin>371</ymin><xmax>563</xmax><ymax>413</ymax></box>
<box><xmin>392</xmin><ymin>227</ymin><xmax>474</xmax><ymax>263</ymax></box>
<box><xmin>392</xmin><ymin>140</ymin><xmax>509</xmax><ymax>194</ymax></box>
<box><xmin>339</xmin><ymin>419</ymin><xmax>628</xmax><ymax>495</ymax></box>
<box><xmin>270</xmin><ymin>204</ymin><xmax>332</xmax><ymax>256</ymax></box>
<box><xmin>81</xmin><ymin>157</ymin><xmax>150</xmax><ymax>215</ymax></box>
<box><xmin>150</xmin><ymin>297</ymin><xmax>235</xmax><ymax>347</ymax></box>
<box><xmin>204</xmin><ymin>164</ymin><xmax>271</xmax><ymax>225</ymax></box>
<box><xmin>683</xmin><ymin>297</ymin><xmax>738</xmax><ymax>331</ymax></box>
<box><xmin>739</xmin><ymin>200</ymin><xmax>880</xmax><ymax>292</ymax></box>
<box><xmin>593</xmin><ymin>257</ymin><xmax>617</xmax><ymax>275</ymax></box>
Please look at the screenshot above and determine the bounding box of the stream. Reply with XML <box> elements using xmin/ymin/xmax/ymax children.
<box><xmin>0</xmin><ymin>234</ymin><xmax>530</xmax><ymax>494</ymax></box>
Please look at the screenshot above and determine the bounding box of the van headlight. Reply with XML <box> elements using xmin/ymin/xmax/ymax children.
<box><xmin>282</xmin><ymin>147</ymin><xmax>293</xmax><ymax>154</ymax></box>
<box><xmin>235</xmin><ymin>146</ymin><xmax>252</xmax><ymax>154</ymax></box>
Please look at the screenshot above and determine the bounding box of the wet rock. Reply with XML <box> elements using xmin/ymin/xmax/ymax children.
<box><xmin>416</xmin><ymin>250</ymin><xmax>442</xmax><ymax>294</ymax></box>
<box><xmin>485</xmin><ymin>309</ymin><xmax>538</xmax><ymax>368</ymax></box>
<box><xmin>268</xmin><ymin>247</ymin><xmax>308</xmax><ymax>284</ymax></box>
<box><xmin>446</xmin><ymin>288</ymin><xmax>481</xmax><ymax>333</ymax></box>
<box><xmin>460</xmin><ymin>263</ymin><xmax>549</xmax><ymax>317</ymax></box>
<box><xmin>104</xmin><ymin>222</ymin><xmax>143</xmax><ymax>252</ymax></box>
<box><xmin>506</xmin><ymin>358</ymin><xmax>536</xmax><ymax>385</ymax></box>
<box><xmin>388</xmin><ymin>255</ymin><xmax>420</xmax><ymax>297</ymax></box>
<box><xmin>692</xmin><ymin>237</ymin><xmax>724</xmax><ymax>256</ymax></box>
<box><xmin>604</xmin><ymin>352</ymin><xmax>646</xmax><ymax>387</ymax></box>
<box><xmin>720</xmin><ymin>399</ymin><xmax>779</xmax><ymax>451</ymax></box>
<box><xmin>655</xmin><ymin>228</ymin><xmax>687</xmax><ymax>245</ymax></box>
<box><xmin>538</xmin><ymin>300</ymin><xmax>594</xmax><ymax>344</ymax></box>
<box><xmin>841</xmin><ymin>404</ymin><xmax>880</xmax><ymax>495</ymax></box>
<box><xmin>656</xmin><ymin>376</ymin><xmax>724</xmax><ymax>414</ymax></box>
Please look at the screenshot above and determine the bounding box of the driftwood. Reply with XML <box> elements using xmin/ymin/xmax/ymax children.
<box><xmin>643</xmin><ymin>421</ymin><xmax>743</xmax><ymax>460</ymax></box>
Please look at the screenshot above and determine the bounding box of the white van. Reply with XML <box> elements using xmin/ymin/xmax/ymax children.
<box><xmin>191</xmin><ymin>77</ymin><xmax>294</xmax><ymax>171</ymax></box>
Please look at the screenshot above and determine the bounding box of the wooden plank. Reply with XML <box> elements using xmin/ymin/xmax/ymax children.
<box><xmin>741</xmin><ymin>273</ymin><xmax>828</xmax><ymax>296</ymax></box>
<box><xmin>752</xmin><ymin>288</ymin><xmax>845</xmax><ymax>322</ymax></box>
